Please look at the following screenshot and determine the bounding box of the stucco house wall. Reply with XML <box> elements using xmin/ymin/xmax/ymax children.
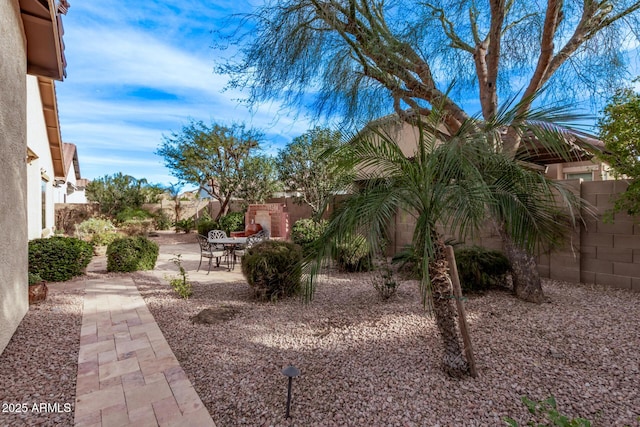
<box><xmin>26</xmin><ymin>74</ymin><xmax>57</xmax><ymax>239</ymax></box>
<box><xmin>0</xmin><ymin>0</ymin><xmax>30</xmax><ymax>355</ymax></box>
<box><xmin>53</xmin><ymin>143</ymin><xmax>88</xmax><ymax>204</ymax></box>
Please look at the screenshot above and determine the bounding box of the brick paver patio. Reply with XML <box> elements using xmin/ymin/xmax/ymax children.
<box><xmin>74</xmin><ymin>259</ymin><xmax>215</xmax><ymax>427</ymax></box>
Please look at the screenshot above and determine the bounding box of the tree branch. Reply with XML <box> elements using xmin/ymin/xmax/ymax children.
<box><xmin>519</xmin><ymin>0</ymin><xmax>563</xmax><ymax>114</ymax></box>
<box><xmin>426</xmin><ymin>4</ymin><xmax>475</xmax><ymax>52</ymax></box>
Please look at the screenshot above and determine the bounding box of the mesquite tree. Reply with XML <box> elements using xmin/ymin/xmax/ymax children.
<box><xmin>156</xmin><ymin>121</ymin><xmax>275</xmax><ymax>220</ymax></box>
<box><xmin>220</xmin><ymin>0</ymin><xmax>640</xmax><ymax>302</ymax></box>
<box><xmin>277</xmin><ymin>127</ymin><xmax>354</xmax><ymax>220</ymax></box>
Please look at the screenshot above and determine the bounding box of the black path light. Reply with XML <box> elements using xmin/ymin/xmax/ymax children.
<box><xmin>281</xmin><ymin>365</ymin><xmax>300</xmax><ymax>418</ymax></box>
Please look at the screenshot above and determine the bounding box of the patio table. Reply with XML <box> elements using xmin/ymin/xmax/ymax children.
<box><xmin>207</xmin><ymin>237</ymin><xmax>247</xmax><ymax>270</ymax></box>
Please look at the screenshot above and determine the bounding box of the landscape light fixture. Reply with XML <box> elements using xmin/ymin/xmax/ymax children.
<box><xmin>281</xmin><ymin>365</ymin><xmax>300</xmax><ymax>419</ymax></box>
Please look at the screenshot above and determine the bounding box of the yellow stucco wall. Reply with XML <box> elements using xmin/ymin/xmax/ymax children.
<box><xmin>0</xmin><ymin>0</ymin><xmax>30</xmax><ymax>355</ymax></box>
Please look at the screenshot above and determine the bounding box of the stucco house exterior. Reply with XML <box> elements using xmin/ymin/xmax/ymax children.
<box><xmin>53</xmin><ymin>142</ymin><xmax>88</xmax><ymax>204</ymax></box>
<box><xmin>1</xmin><ymin>0</ymin><xmax>69</xmax><ymax>354</ymax></box>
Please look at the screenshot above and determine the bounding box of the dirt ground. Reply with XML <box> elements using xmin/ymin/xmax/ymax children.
<box><xmin>148</xmin><ymin>229</ymin><xmax>198</xmax><ymax>246</ymax></box>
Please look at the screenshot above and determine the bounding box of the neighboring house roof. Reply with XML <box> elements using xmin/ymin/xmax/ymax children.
<box><xmin>62</xmin><ymin>142</ymin><xmax>81</xmax><ymax>180</ymax></box>
<box><xmin>514</xmin><ymin>124</ymin><xmax>606</xmax><ymax>165</ymax></box>
<box><xmin>19</xmin><ymin>0</ymin><xmax>69</xmax><ymax>80</ymax></box>
<box><xmin>360</xmin><ymin>113</ymin><xmax>605</xmax><ymax>166</ymax></box>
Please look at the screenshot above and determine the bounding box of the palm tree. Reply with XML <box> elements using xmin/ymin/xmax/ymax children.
<box><xmin>304</xmin><ymin>103</ymin><xmax>586</xmax><ymax>377</ymax></box>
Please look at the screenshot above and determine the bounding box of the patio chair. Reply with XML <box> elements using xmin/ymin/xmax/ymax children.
<box><xmin>231</xmin><ymin>229</ymin><xmax>269</xmax><ymax>270</ymax></box>
<box><xmin>196</xmin><ymin>234</ymin><xmax>227</xmax><ymax>274</ymax></box>
<box><xmin>207</xmin><ymin>229</ymin><xmax>227</xmax><ymax>240</ymax></box>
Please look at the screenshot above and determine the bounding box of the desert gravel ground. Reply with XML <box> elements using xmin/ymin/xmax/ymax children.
<box><xmin>0</xmin><ymin>277</ymin><xmax>84</xmax><ymax>427</ymax></box>
<box><xmin>137</xmin><ymin>232</ymin><xmax>640</xmax><ymax>426</ymax></box>
<box><xmin>1</xmin><ymin>231</ymin><xmax>638</xmax><ymax>427</ymax></box>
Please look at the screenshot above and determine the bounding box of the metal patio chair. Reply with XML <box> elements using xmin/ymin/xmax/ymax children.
<box><xmin>196</xmin><ymin>234</ymin><xmax>227</xmax><ymax>274</ymax></box>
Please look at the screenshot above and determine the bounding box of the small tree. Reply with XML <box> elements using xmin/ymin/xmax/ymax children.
<box><xmin>166</xmin><ymin>183</ymin><xmax>184</xmax><ymax>222</ymax></box>
<box><xmin>599</xmin><ymin>86</ymin><xmax>640</xmax><ymax>217</ymax></box>
<box><xmin>86</xmin><ymin>172</ymin><xmax>163</xmax><ymax>217</ymax></box>
<box><xmin>238</xmin><ymin>154</ymin><xmax>281</xmax><ymax>206</ymax></box>
<box><xmin>157</xmin><ymin>121</ymin><xmax>276</xmax><ymax>220</ymax></box>
<box><xmin>277</xmin><ymin>127</ymin><xmax>354</xmax><ymax>219</ymax></box>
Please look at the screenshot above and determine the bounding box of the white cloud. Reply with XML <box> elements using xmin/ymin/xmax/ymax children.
<box><xmin>57</xmin><ymin>1</ymin><xmax>317</xmax><ymax>186</ymax></box>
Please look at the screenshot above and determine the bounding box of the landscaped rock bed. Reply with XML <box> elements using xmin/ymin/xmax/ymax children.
<box><xmin>0</xmin><ymin>279</ymin><xmax>84</xmax><ymax>427</ymax></box>
<box><xmin>134</xmin><ymin>269</ymin><xmax>640</xmax><ymax>426</ymax></box>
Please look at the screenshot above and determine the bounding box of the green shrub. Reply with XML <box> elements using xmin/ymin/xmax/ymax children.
<box><xmin>454</xmin><ymin>246</ymin><xmax>511</xmax><ymax>292</ymax></box>
<box><xmin>291</xmin><ymin>219</ymin><xmax>327</xmax><ymax>254</ymax></box>
<box><xmin>174</xmin><ymin>218</ymin><xmax>194</xmax><ymax>233</ymax></box>
<box><xmin>153</xmin><ymin>211</ymin><xmax>173</xmax><ymax>230</ymax></box>
<box><xmin>241</xmin><ymin>240</ymin><xmax>302</xmax><ymax>300</ymax></box>
<box><xmin>115</xmin><ymin>207</ymin><xmax>153</xmax><ymax>224</ymax></box>
<box><xmin>76</xmin><ymin>217</ymin><xmax>119</xmax><ymax>246</ymax></box>
<box><xmin>107</xmin><ymin>236</ymin><xmax>159</xmax><ymax>272</ymax></box>
<box><xmin>197</xmin><ymin>219</ymin><xmax>220</xmax><ymax>236</ymax></box>
<box><xmin>369</xmin><ymin>263</ymin><xmax>399</xmax><ymax>300</ymax></box>
<box><xmin>28</xmin><ymin>236</ymin><xmax>93</xmax><ymax>282</ymax></box>
<box><xmin>333</xmin><ymin>233</ymin><xmax>372</xmax><ymax>272</ymax></box>
<box><xmin>166</xmin><ymin>255</ymin><xmax>192</xmax><ymax>299</ymax></box>
<box><xmin>218</xmin><ymin>212</ymin><xmax>245</xmax><ymax>235</ymax></box>
<box><xmin>120</xmin><ymin>218</ymin><xmax>154</xmax><ymax>236</ymax></box>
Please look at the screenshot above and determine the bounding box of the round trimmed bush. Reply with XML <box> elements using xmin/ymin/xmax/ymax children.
<box><xmin>29</xmin><ymin>236</ymin><xmax>93</xmax><ymax>282</ymax></box>
<box><xmin>454</xmin><ymin>246</ymin><xmax>511</xmax><ymax>292</ymax></box>
<box><xmin>107</xmin><ymin>236</ymin><xmax>159</xmax><ymax>272</ymax></box>
<box><xmin>241</xmin><ymin>240</ymin><xmax>302</xmax><ymax>300</ymax></box>
<box><xmin>332</xmin><ymin>233</ymin><xmax>372</xmax><ymax>272</ymax></box>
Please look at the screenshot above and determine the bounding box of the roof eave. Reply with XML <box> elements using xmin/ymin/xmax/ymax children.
<box><xmin>38</xmin><ymin>77</ymin><xmax>66</xmax><ymax>179</ymax></box>
<box><xmin>20</xmin><ymin>0</ymin><xmax>67</xmax><ymax>81</ymax></box>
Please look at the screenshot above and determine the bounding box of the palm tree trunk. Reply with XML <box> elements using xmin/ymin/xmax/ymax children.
<box><xmin>499</xmin><ymin>227</ymin><xmax>544</xmax><ymax>303</ymax></box>
<box><xmin>429</xmin><ymin>239</ymin><xmax>469</xmax><ymax>377</ymax></box>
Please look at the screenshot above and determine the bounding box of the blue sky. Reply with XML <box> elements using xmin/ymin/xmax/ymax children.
<box><xmin>56</xmin><ymin>2</ymin><xmax>639</xmax><ymax>188</ymax></box>
<box><xmin>56</xmin><ymin>0</ymin><xmax>315</xmax><ymax>187</ymax></box>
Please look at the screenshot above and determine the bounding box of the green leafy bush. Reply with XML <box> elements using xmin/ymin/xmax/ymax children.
<box><xmin>504</xmin><ymin>395</ymin><xmax>592</xmax><ymax>427</ymax></box>
<box><xmin>241</xmin><ymin>240</ymin><xmax>302</xmax><ymax>300</ymax></box>
<box><xmin>76</xmin><ymin>217</ymin><xmax>120</xmax><ymax>246</ymax></box>
<box><xmin>218</xmin><ymin>212</ymin><xmax>245</xmax><ymax>235</ymax></box>
<box><xmin>107</xmin><ymin>236</ymin><xmax>159</xmax><ymax>272</ymax></box>
<box><xmin>119</xmin><ymin>218</ymin><xmax>154</xmax><ymax>236</ymax></box>
<box><xmin>115</xmin><ymin>207</ymin><xmax>153</xmax><ymax>224</ymax></box>
<box><xmin>28</xmin><ymin>237</ymin><xmax>93</xmax><ymax>282</ymax></box>
<box><xmin>455</xmin><ymin>246</ymin><xmax>511</xmax><ymax>292</ymax></box>
<box><xmin>197</xmin><ymin>219</ymin><xmax>220</xmax><ymax>236</ymax></box>
<box><xmin>166</xmin><ymin>255</ymin><xmax>192</xmax><ymax>299</ymax></box>
<box><xmin>153</xmin><ymin>211</ymin><xmax>173</xmax><ymax>230</ymax></box>
<box><xmin>291</xmin><ymin>219</ymin><xmax>327</xmax><ymax>254</ymax></box>
<box><xmin>332</xmin><ymin>233</ymin><xmax>372</xmax><ymax>272</ymax></box>
<box><xmin>370</xmin><ymin>263</ymin><xmax>399</xmax><ymax>299</ymax></box>
<box><xmin>174</xmin><ymin>218</ymin><xmax>194</xmax><ymax>233</ymax></box>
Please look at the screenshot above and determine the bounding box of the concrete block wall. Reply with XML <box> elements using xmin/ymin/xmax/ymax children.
<box><xmin>580</xmin><ymin>180</ymin><xmax>640</xmax><ymax>291</ymax></box>
<box><xmin>385</xmin><ymin>179</ymin><xmax>639</xmax><ymax>292</ymax></box>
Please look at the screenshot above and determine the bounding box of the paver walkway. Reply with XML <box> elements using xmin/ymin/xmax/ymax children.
<box><xmin>74</xmin><ymin>258</ymin><xmax>216</xmax><ymax>427</ymax></box>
